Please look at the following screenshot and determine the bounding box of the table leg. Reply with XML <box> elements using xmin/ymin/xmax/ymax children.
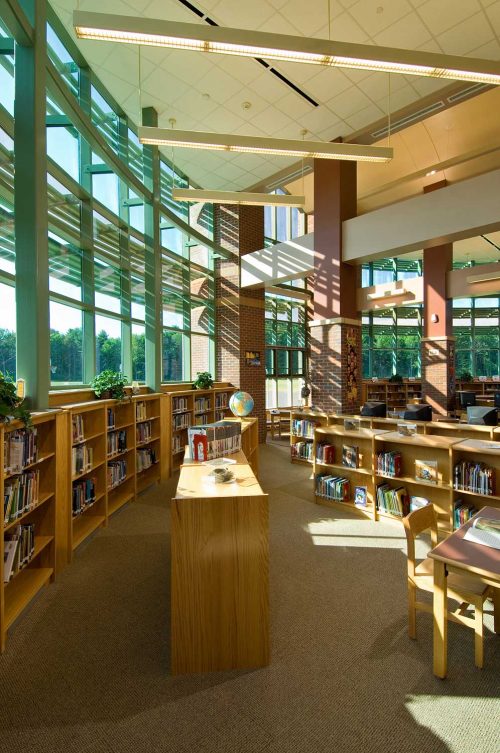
<box><xmin>433</xmin><ymin>559</ymin><xmax>448</xmax><ymax>679</ymax></box>
<box><xmin>493</xmin><ymin>587</ymin><xmax>500</xmax><ymax>634</ymax></box>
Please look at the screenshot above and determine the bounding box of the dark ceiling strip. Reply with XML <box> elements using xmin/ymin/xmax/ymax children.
<box><xmin>177</xmin><ymin>0</ymin><xmax>318</xmax><ymax>107</ymax></box>
<box><xmin>481</xmin><ymin>235</ymin><xmax>500</xmax><ymax>253</ymax></box>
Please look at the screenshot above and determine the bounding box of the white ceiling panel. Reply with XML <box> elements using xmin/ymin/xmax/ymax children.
<box><xmin>53</xmin><ymin>0</ymin><xmax>500</xmax><ymax>191</ymax></box>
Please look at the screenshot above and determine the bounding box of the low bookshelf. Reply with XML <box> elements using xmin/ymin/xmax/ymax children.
<box><xmin>313</xmin><ymin>426</ymin><xmax>389</xmax><ymax>519</ymax></box>
<box><xmin>362</xmin><ymin>380</ymin><xmax>422</xmax><ymax>410</ymax></box>
<box><xmin>290</xmin><ymin>409</ymin><xmax>330</xmax><ymax>465</ymax></box>
<box><xmin>1</xmin><ymin>410</ymin><xmax>63</xmax><ymax>652</ymax></box>
<box><xmin>133</xmin><ymin>394</ymin><xmax>162</xmax><ymax>496</ymax></box>
<box><xmin>107</xmin><ymin>398</ymin><xmax>136</xmax><ymax>517</ymax></box>
<box><xmin>450</xmin><ymin>438</ymin><xmax>500</xmax><ymax>532</ymax></box>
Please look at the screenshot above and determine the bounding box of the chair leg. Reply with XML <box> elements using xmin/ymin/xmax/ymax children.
<box><xmin>474</xmin><ymin>601</ymin><xmax>484</xmax><ymax>669</ymax></box>
<box><xmin>493</xmin><ymin>588</ymin><xmax>500</xmax><ymax>635</ymax></box>
<box><xmin>408</xmin><ymin>583</ymin><xmax>417</xmax><ymax>639</ymax></box>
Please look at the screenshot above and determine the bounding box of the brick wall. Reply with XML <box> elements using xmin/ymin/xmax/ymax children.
<box><xmin>310</xmin><ymin>322</ymin><xmax>362</xmax><ymax>414</ymax></box>
<box><xmin>214</xmin><ymin>204</ymin><xmax>266</xmax><ymax>443</ymax></box>
<box><xmin>421</xmin><ymin>337</ymin><xmax>455</xmax><ymax>415</ymax></box>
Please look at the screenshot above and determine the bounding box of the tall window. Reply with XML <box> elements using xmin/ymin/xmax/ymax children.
<box><xmin>454</xmin><ymin>297</ymin><xmax>500</xmax><ymax>378</ymax></box>
<box><xmin>265</xmin><ymin>293</ymin><xmax>307</xmax><ymax>408</ymax></box>
<box><xmin>362</xmin><ymin>308</ymin><xmax>422</xmax><ymax>379</ymax></box>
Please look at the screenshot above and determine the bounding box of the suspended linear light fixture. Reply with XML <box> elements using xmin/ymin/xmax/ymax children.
<box><xmin>171</xmin><ymin>188</ymin><xmax>305</xmax><ymax>207</ymax></box>
<box><xmin>73</xmin><ymin>11</ymin><xmax>500</xmax><ymax>86</ymax></box>
<box><xmin>137</xmin><ymin>126</ymin><xmax>393</xmax><ymax>163</ymax></box>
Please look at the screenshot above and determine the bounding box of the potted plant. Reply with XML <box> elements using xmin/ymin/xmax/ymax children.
<box><xmin>193</xmin><ymin>371</ymin><xmax>214</xmax><ymax>390</ymax></box>
<box><xmin>388</xmin><ymin>373</ymin><xmax>403</xmax><ymax>383</ymax></box>
<box><xmin>91</xmin><ymin>370</ymin><xmax>128</xmax><ymax>401</ymax></box>
<box><xmin>0</xmin><ymin>372</ymin><xmax>31</xmax><ymax>427</ymax></box>
<box><xmin>459</xmin><ymin>371</ymin><xmax>473</xmax><ymax>383</ymax></box>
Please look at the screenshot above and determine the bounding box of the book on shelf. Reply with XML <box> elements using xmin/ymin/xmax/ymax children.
<box><xmin>188</xmin><ymin>421</ymin><xmax>241</xmax><ymax>461</ymax></box>
<box><xmin>194</xmin><ymin>397</ymin><xmax>211</xmax><ymax>412</ymax></box>
<box><xmin>135</xmin><ymin>401</ymin><xmax>147</xmax><ymax>421</ymax></box>
<box><xmin>453</xmin><ymin>460</ymin><xmax>494</xmax><ymax>495</ymax></box>
<box><xmin>342</xmin><ymin>444</ymin><xmax>359</xmax><ymax>469</ymax></box>
<box><xmin>464</xmin><ymin>516</ymin><xmax>500</xmax><ymax>550</ymax></box>
<box><xmin>173</xmin><ymin>413</ymin><xmax>191</xmax><ymax>430</ymax></box>
<box><xmin>343</xmin><ymin>418</ymin><xmax>360</xmax><ymax>431</ymax></box>
<box><xmin>137</xmin><ymin>447</ymin><xmax>157</xmax><ymax>472</ymax></box>
<box><xmin>107</xmin><ymin>430</ymin><xmax>127</xmax><ymax>456</ymax></box>
<box><xmin>4</xmin><ymin>523</ymin><xmax>35</xmax><ymax>582</ymax></box>
<box><xmin>4</xmin><ymin>470</ymin><xmax>40</xmax><ymax>524</ymax></box>
<box><xmin>173</xmin><ymin>396</ymin><xmax>189</xmax><ymax>412</ymax></box>
<box><xmin>315</xmin><ymin>442</ymin><xmax>335</xmax><ymax>464</ymax></box>
<box><xmin>72</xmin><ymin>444</ymin><xmax>93</xmax><ymax>475</ymax></box>
<box><xmin>72</xmin><ymin>477</ymin><xmax>97</xmax><ymax>516</ymax></box>
<box><xmin>291</xmin><ymin>441</ymin><xmax>314</xmax><ymax>461</ymax></box>
<box><xmin>107</xmin><ymin>459</ymin><xmax>127</xmax><ymax>489</ymax></box>
<box><xmin>354</xmin><ymin>486</ymin><xmax>367</xmax><ymax>507</ymax></box>
<box><xmin>215</xmin><ymin>392</ymin><xmax>228</xmax><ymax>408</ymax></box>
<box><xmin>136</xmin><ymin>421</ymin><xmax>152</xmax><ymax>444</ymax></box>
<box><xmin>453</xmin><ymin>499</ymin><xmax>477</xmax><ymax>529</ymax></box>
<box><xmin>315</xmin><ymin>473</ymin><xmax>350</xmax><ymax>501</ymax></box>
<box><xmin>194</xmin><ymin>413</ymin><xmax>210</xmax><ymax>426</ymax></box>
<box><xmin>410</xmin><ymin>495</ymin><xmax>430</xmax><ymax>512</ymax></box>
<box><xmin>397</xmin><ymin>423</ymin><xmax>416</xmax><ymax>437</ymax></box>
<box><xmin>107</xmin><ymin>408</ymin><xmax>115</xmax><ymax>429</ymax></box>
<box><xmin>376</xmin><ymin>483</ymin><xmax>408</xmax><ymax>517</ymax></box>
<box><xmin>4</xmin><ymin>429</ymin><xmax>38</xmax><ymax>474</ymax></box>
<box><xmin>72</xmin><ymin>414</ymin><xmax>85</xmax><ymax>442</ymax></box>
<box><xmin>415</xmin><ymin>459</ymin><xmax>438</xmax><ymax>485</ymax></box>
<box><xmin>291</xmin><ymin>419</ymin><xmax>318</xmax><ymax>438</ymax></box>
<box><xmin>375</xmin><ymin>450</ymin><xmax>401</xmax><ymax>477</ymax></box>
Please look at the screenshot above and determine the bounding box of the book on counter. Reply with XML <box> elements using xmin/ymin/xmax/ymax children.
<box><xmin>188</xmin><ymin>420</ymin><xmax>241</xmax><ymax>461</ymax></box>
<box><xmin>342</xmin><ymin>444</ymin><xmax>359</xmax><ymax>468</ymax></box>
<box><xmin>415</xmin><ymin>459</ymin><xmax>438</xmax><ymax>484</ymax></box>
<box><xmin>464</xmin><ymin>516</ymin><xmax>500</xmax><ymax>550</ymax></box>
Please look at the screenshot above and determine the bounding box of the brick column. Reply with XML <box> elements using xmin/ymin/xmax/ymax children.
<box><xmin>309</xmin><ymin>158</ymin><xmax>361</xmax><ymax>413</ymax></box>
<box><xmin>215</xmin><ymin>204</ymin><xmax>266</xmax><ymax>443</ymax></box>
<box><xmin>421</xmin><ymin>243</ymin><xmax>455</xmax><ymax>415</ymax></box>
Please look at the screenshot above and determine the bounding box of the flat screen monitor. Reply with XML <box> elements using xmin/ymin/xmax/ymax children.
<box><xmin>460</xmin><ymin>391</ymin><xmax>476</xmax><ymax>408</ymax></box>
<box><xmin>467</xmin><ymin>406</ymin><xmax>498</xmax><ymax>426</ymax></box>
<box><xmin>360</xmin><ymin>401</ymin><xmax>386</xmax><ymax>418</ymax></box>
<box><xmin>494</xmin><ymin>392</ymin><xmax>500</xmax><ymax>409</ymax></box>
<box><xmin>403</xmin><ymin>404</ymin><xmax>432</xmax><ymax>421</ymax></box>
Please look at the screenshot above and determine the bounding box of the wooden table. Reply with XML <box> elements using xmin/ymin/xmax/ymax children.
<box><xmin>171</xmin><ymin>450</ymin><xmax>269</xmax><ymax>674</ymax></box>
<box><xmin>428</xmin><ymin>506</ymin><xmax>500</xmax><ymax>678</ymax></box>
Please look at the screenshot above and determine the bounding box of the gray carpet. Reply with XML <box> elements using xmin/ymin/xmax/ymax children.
<box><xmin>0</xmin><ymin>441</ymin><xmax>499</xmax><ymax>753</ymax></box>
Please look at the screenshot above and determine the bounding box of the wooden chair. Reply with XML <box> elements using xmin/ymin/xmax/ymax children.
<box><xmin>403</xmin><ymin>505</ymin><xmax>492</xmax><ymax>668</ymax></box>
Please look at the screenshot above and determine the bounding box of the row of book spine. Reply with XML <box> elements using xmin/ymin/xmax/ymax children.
<box><xmin>291</xmin><ymin>419</ymin><xmax>318</xmax><ymax>438</ymax></box>
<box><xmin>215</xmin><ymin>393</ymin><xmax>228</xmax><ymax>408</ymax></box>
<box><xmin>72</xmin><ymin>477</ymin><xmax>97</xmax><ymax>517</ymax></box>
<box><xmin>135</xmin><ymin>402</ymin><xmax>147</xmax><ymax>421</ymax></box>
<box><xmin>375</xmin><ymin>451</ymin><xmax>402</xmax><ymax>477</ymax></box>
<box><xmin>4</xmin><ymin>429</ymin><xmax>38</xmax><ymax>474</ymax></box>
<box><xmin>107</xmin><ymin>430</ymin><xmax>127</xmax><ymax>456</ymax></box>
<box><xmin>172</xmin><ymin>436</ymin><xmax>183</xmax><ymax>453</ymax></box>
<box><xmin>315</xmin><ymin>473</ymin><xmax>350</xmax><ymax>501</ymax></box>
<box><xmin>107</xmin><ymin>408</ymin><xmax>115</xmax><ymax>429</ymax></box>
<box><xmin>4</xmin><ymin>471</ymin><xmax>40</xmax><ymax>525</ymax></box>
<box><xmin>4</xmin><ymin>523</ymin><xmax>35</xmax><ymax>583</ymax></box>
<box><xmin>72</xmin><ymin>444</ymin><xmax>93</xmax><ymax>476</ymax></box>
<box><xmin>72</xmin><ymin>415</ymin><xmax>84</xmax><ymax>443</ymax></box>
<box><xmin>315</xmin><ymin>442</ymin><xmax>335</xmax><ymax>464</ymax></box>
<box><xmin>376</xmin><ymin>483</ymin><xmax>408</xmax><ymax>517</ymax></box>
<box><xmin>107</xmin><ymin>459</ymin><xmax>127</xmax><ymax>489</ymax></box>
<box><xmin>173</xmin><ymin>397</ymin><xmax>189</xmax><ymax>412</ymax></box>
<box><xmin>194</xmin><ymin>413</ymin><xmax>210</xmax><ymax>426</ymax></box>
<box><xmin>194</xmin><ymin>398</ymin><xmax>211</xmax><ymax>412</ymax></box>
<box><xmin>173</xmin><ymin>413</ymin><xmax>190</xmax><ymax>430</ymax></box>
<box><xmin>453</xmin><ymin>499</ymin><xmax>477</xmax><ymax>530</ymax></box>
<box><xmin>136</xmin><ymin>421</ymin><xmax>152</xmax><ymax>444</ymax></box>
<box><xmin>137</xmin><ymin>448</ymin><xmax>157</xmax><ymax>472</ymax></box>
<box><xmin>453</xmin><ymin>461</ymin><xmax>494</xmax><ymax>495</ymax></box>
<box><xmin>291</xmin><ymin>441</ymin><xmax>314</xmax><ymax>461</ymax></box>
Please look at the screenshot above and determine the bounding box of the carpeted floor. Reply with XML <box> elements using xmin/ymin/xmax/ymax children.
<box><xmin>0</xmin><ymin>441</ymin><xmax>499</xmax><ymax>753</ymax></box>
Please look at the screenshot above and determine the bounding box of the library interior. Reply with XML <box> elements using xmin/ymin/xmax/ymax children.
<box><xmin>0</xmin><ymin>1</ymin><xmax>499</xmax><ymax>752</ymax></box>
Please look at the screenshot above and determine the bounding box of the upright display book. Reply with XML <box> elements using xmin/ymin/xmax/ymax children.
<box><xmin>343</xmin><ymin>418</ymin><xmax>360</xmax><ymax>431</ymax></box>
<box><xmin>397</xmin><ymin>423</ymin><xmax>416</xmax><ymax>437</ymax></box>
<box><xmin>415</xmin><ymin>459</ymin><xmax>438</xmax><ymax>484</ymax></box>
<box><xmin>354</xmin><ymin>486</ymin><xmax>367</xmax><ymax>507</ymax></box>
<box><xmin>410</xmin><ymin>496</ymin><xmax>430</xmax><ymax>512</ymax></box>
<box><xmin>464</xmin><ymin>517</ymin><xmax>500</xmax><ymax>550</ymax></box>
<box><xmin>342</xmin><ymin>444</ymin><xmax>359</xmax><ymax>468</ymax></box>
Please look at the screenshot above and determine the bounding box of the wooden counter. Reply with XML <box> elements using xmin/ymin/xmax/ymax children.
<box><xmin>171</xmin><ymin>449</ymin><xmax>269</xmax><ymax>674</ymax></box>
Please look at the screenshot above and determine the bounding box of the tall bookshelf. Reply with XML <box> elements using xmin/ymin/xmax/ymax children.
<box><xmin>313</xmin><ymin>426</ymin><xmax>388</xmax><ymax>519</ymax></box>
<box><xmin>107</xmin><ymin>398</ymin><xmax>136</xmax><ymax>518</ymax></box>
<box><xmin>290</xmin><ymin>409</ymin><xmax>330</xmax><ymax>465</ymax></box>
<box><xmin>163</xmin><ymin>385</ymin><xmax>236</xmax><ymax>476</ymax></box>
<box><xmin>362</xmin><ymin>380</ymin><xmax>422</xmax><ymax>411</ymax></box>
<box><xmin>133</xmin><ymin>394</ymin><xmax>161</xmax><ymax>496</ymax></box>
<box><xmin>1</xmin><ymin>411</ymin><xmax>63</xmax><ymax>652</ymax></box>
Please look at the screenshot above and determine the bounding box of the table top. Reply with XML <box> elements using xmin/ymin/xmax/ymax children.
<box><xmin>429</xmin><ymin>506</ymin><xmax>500</xmax><ymax>582</ymax></box>
<box><xmin>174</xmin><ymin>449</ymin><xmax>264</xmax><ymax>500</ymax></box>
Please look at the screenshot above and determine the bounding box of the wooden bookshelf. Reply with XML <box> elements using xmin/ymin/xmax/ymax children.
<box><xmin>450</xmin><ymin>438</ymin><xmax>500</xmax><ymax>532</ymax></box>
<box><xmin>1</xmin><ymin>410</ymin><xmax>64</xmax><ymax>652</ymax></box>
<box><xmin>313</xmin><ymin>427</ymin><xmax>390</xmax><ymax>519</ymax></box>
<box><xmin>162</xmin><ymin>384</ymin><xmax>237</xmax><ymax>477</ymax></box>
<box><xmin>362</xmin><ymin>380</ymin><xmax>422</xmax><ymax>411</ymax></box>
<box><xmin>290</xmin><ymin>409</ymin><xmax>331</xmax><ymax>465</ymax></box>
<box><xmin>328</xmin><ymin>414</ymin><xmax>428</xmax><ymax>434</ymax></box>
<box><xmin>222</xmin><ymin>417</ymin><xmax>259</xmax><ymax>477</ymax></box>
<box><xmin>133</xmin><ymin>394</ymin><xmax>162</xmax><ymax>496</ymax></box>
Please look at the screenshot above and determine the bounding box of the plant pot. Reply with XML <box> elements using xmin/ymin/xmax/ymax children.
<box><xmin>96</xmin><ymin>390</ymin><xmax>113</xmax><ymax>400</ymax></box>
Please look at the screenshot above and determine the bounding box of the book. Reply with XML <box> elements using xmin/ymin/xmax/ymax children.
<box><xmin>410</xmin><ymin>496</ymin><xmax>430</xmax><ymax>512</ymax></box>
<box><xmin>354</xmin><ymin>486</ymin><xmax>367</xmax><ymax>507</ymax></box>
<box><xmin>397</xmin><ymin>423</ymin><xmax>416</xmax><ymax>437</ymax></box>
<box><xmin>464</xmin><ymin>517</ymin><xmax>500</xmax><ymax>550</ymax></box>
<box><xmin>453</xmin><ymin>499</ymin><xmax>477</xmax><ymax>529</ymax></box>
<box><xmin>342</xmin><ymin>444</ymin><xmax>359</xmax><ymax>469</ymax></box>
<box><xmin>343</xmin><ymin>418</ymin><xmax>359</xmax><ymax>431</ymax></box>
<box><xmin>415</xmin><ymin>459</ymin><xmax>438</xmax><ymax>484</ymax></box>
<box><xmin>192</xmin><ymin>433</ymin><xmax>208</xmax><ymax>461</ymax></box>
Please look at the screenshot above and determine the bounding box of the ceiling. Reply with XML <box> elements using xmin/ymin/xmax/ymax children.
<box><xmin>53</xmin><ymin>0</ymin><xmax>500</xmax><ymax>193</ymax></box>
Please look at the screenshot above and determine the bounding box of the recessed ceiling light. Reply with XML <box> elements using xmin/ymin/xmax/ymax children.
<box><xmin>426</xmin><ymin>170</ymin><xmax>437</xmax><ymax>176</ymax></box>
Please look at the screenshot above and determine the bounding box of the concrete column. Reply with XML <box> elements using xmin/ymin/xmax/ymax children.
<box><xmin>309</xmin><ymin>158</ymin><xmax>361</xmax><ymax>413</ymax></box>
<box><xmin>421</xmin><ymin>243</ymin><xmax>455</xmax><ymax>415</ymax></box>
<box><xmin>215</xmin><ymin>204</ymin><xmax>266</xmax><ymax>442</ymax></box>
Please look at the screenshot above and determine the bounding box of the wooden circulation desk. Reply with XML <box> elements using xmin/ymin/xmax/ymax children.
<box><xmin>171</xmin><ymin>444</ymin><xmax>269</xmax><ymax>675</ymax></box>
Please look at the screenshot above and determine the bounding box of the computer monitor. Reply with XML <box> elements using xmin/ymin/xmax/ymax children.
<box><xmin>460</xmin><ymin>391</ymin><xmax>476</xmax><ymax>408</ymax></box>
<box><xmin>494</xmin><ymin>392</ymin><xmax>500</xmax><ymax>409</ymax></box>
<box><xmin>360</xmin><ymin>401</ymin><xmax>386</xmax><ymax>418</ymax></box>
<box><xmin>467</xmin><ymin>406</ymin><xmax>498</xmax><ymax>426</ymax></box>
<box><xmin>403</xmin><ymin>404</ymin><xmax>432</xmax><ymax>421</ymax></box>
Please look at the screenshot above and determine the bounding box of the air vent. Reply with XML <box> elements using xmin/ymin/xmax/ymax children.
<box><xmin>371</xmin><ymin>100</ymin><xmax>445</xmax><ymax>140</ymax></box>
<box><xmin>447</xmin><ymin>83</ymin><xmax>489</xmax><ymax>104</ymax></box>
<box><xmin>176</xmin><ymin>0</ymin><xmax>318</xmax><ymax>107</ymax></box>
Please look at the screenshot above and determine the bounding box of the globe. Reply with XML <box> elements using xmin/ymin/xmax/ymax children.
<box><xmin>229</xmin><ymin>391</ymin><xmax>254</xmax><ymax>418</ymax></box>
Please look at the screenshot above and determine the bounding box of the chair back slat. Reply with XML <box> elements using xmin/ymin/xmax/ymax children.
<box><xmin>403</xmin><ymin>505</ymin><xmax>438</xmax><ymax>577</ymax></box>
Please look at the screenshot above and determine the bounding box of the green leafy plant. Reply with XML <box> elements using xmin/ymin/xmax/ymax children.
<box><xmin>388</xmin><ymin>373</ymin><xmax>403</xmax><ymax>383</ymax></box>
<box><xmin>459</xmin><ymin>371</ymin><xmax>473</xmax><ymax>383</ymax></box>
<box><xmin>91</xmin><ymin>370</ymin><xmax>128</xmax><ymax>400</ymax></box>
<box><xmin>0</xmin><ymin>372</ymin><xmax>31</xmax><ymax>427</ymax></box>
<box><xmin>193</xmin><ymin>371</ymin><xmax>214</xmax><ymax>390</ymax></box>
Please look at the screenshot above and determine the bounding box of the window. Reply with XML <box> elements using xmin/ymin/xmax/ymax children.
<box><xmin>0</xmin><ymin>281</ymin><xmax>15</xmax><ymax>376</ymax></box>
<box><xmin>265</xmin><ymin>293</ymin><xmax>307</xmax><ymax>408</ymax></box>
<box><xmin>50</xmin><ymin>301</ymin><xmax>83</xmax><ymax>384</ymax></box>
<box><xmin>96</xmin><ymin>314</ymin><xmax>122</xmax><ymax>374</ymax></box>
<box><xmin>162</xmin><ymin>330</ymin><xmax>184</xmax><ymax>382</ymax></box>
<box><xmin>132</xmin><ymin>323</ymin><xmax>145</xmax><ymax>382</ymax></box>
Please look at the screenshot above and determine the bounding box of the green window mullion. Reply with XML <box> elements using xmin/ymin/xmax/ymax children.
<box><xmin>79</xmin><ymin>66</ymin><xmax>95</xmax><ymax>384</ymax></box>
